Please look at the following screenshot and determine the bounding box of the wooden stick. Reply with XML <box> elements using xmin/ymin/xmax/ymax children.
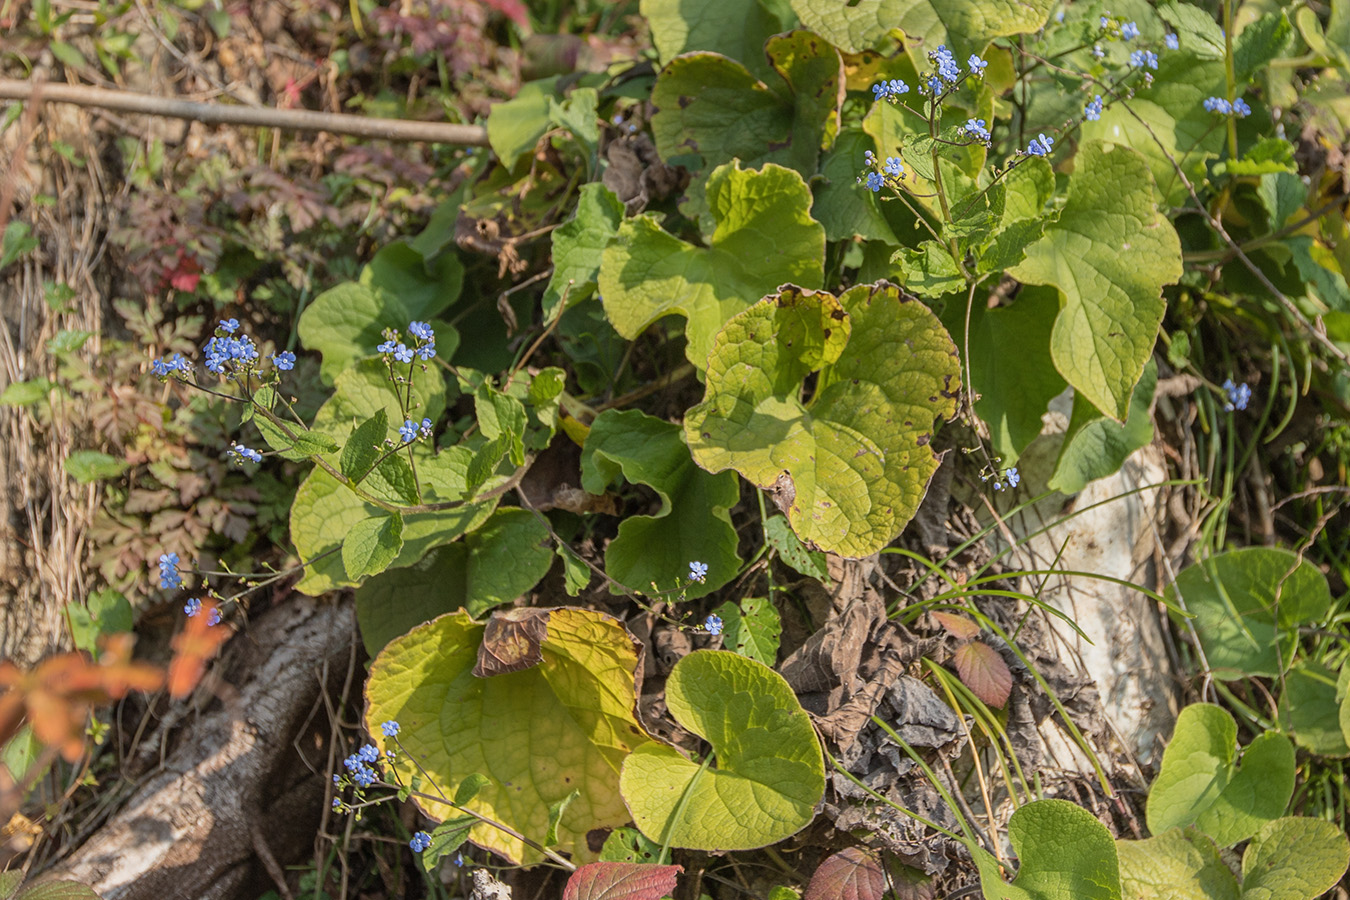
<box><xmin>0</xmin><ymin>78</ymin><xmax>490</xmax><ymax>146</ymax></box>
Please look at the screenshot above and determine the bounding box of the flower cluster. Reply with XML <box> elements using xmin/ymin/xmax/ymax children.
<box><xmin>1120</xmin><ymin>21</ymin><xmax>1140</xmax><ymax>40</ymax></box>
<box><xmin>871</xmin><ymin>78</ymin><xmax>910</xmax><ymax>101</ymax></box>
<box><xmin>1165</xmin><ymin>33</ymin><xmax>1180</xmax><ymax>50</ymax></box>
<box><xmin>688</xmin><ymin>560</ymin><xmax>708</xmax><ymax>583</ymax></box>
<box><xmin>399</xmin><ymin>418</ymin><xmax>434</xmax><ymax>443</ymax></box>
<box><xmin>153</xmin><ymin>320</ymin><xmax>298</xmax><ymax>385</ymax></box>
<box><xmin>1025</xmin><ymin>133</ymin><xmax>1055</xmax><ymax>157</ymax></box>
<box><xmin>158</xmin><ymin>552</ymin><xmax>182</xmax><ymax>590</ymax></box>
<box><xmin>228</xmin><ymin>441</ymin><xmax>262</xmax><ymax>465</ymax></box>
<box><xmin>343</xmin><ymin>743</ymin><xmax>384</xmax><ymax>789</ymax></box>
<box><xmin>1084</xmin><ymin>95</ymin><xmax>1104</xmax><ymax>122</ymax></box>
<box><xmin>1129</xmin><ymin>49</ymin><xmax>1159</xmax><ymax>70</ymax></box>
<box><xmin>410</xmin><ymin>831</ymin><xmax>432</xmax><ymax>853</ymax></box>
<box><xmin>151</xmin><ymin>353</ymin><xmax>190</xmax><ymax>377</ymax></box>
<box><xmin>1204</xmin><ymin>96</ymin><xmax>1251</xmax><ymax>117</ymax></box>
<box><xmin>992</xmin><ymin>467</ymin><xmax>1021</xmax><ymax>492</ymax></box>
<box><xmin>1222</xmin><ymin>378</ymin><xmax>1252</xmax><ymax>411</ymax></box>
<box><xmin>858</xmin><ymin>150</ymin><xmax>906</xmax><ymax>193</ymax></box>
<box><xmin>931</xmin><ymin>45</ymin><xmax>962</xmax><ymax>85</ymax></box>
<box><xmin>962</xmin><ymin>118</ymin><xmax>992</xmax><ymax>144</ymax></box>
<box><xmin>378</xmin><ymin>321</ymin><xmax>437</xmax><ymax>365</ymax></box>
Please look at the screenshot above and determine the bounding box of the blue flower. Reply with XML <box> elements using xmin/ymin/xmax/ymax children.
<box><xmin>393</xmin><ymin>344</ymin><xmax>414</xmax><ymax>364</ymax></box>
<box><xmin>416</xmin><ymin>342</ymin><xmax>436</xmax><ymax>361</ymax></box>
<box><xmin>1100</xmin><ymin>16</ymin><xmax>1110</xmax><ymax>28</ymax></box>
<box><xmin>377</xmin><ymin>340</ymin><xmax>397</xmax><ymax>354</ymax></box>
<box><xmin>1026</xmin><ymin>133</ymin><xmax>1054</xmax><ymax>157</ymax></box>
<box><xmin>962</xmin><ymin>118</ymin><xmax>991</xmax><ymax>143</ymax></box>
<box><xmin>399</xmin><ymin>419</ymin><xmax>418</xmax><ymax>442</ymax></box>
<box><xmin>410</xmin><ymin>832</ymin><xmax>432</xmax><ymax>853</ymax></box>
<box><xmin>887</xmin><ymin>79</ymin><xmax>909</xmax><ymax>96</ymax></box>
<box><xmin>158</xmin><ymin>553</ymin><xmax>183</xmax><ymax>590</ymax></box>
<box><xmin>1222</xmin><ymin>378</ymin><xmax>1252</xmax><ymax>411</ymax></box>
<box><xmin>967</xmin><ymin>54</ymin><xmax>988</xmax><ymax>76</ymax></box>
<box><xmin>931</xmin><ymin>45</ymin><xmax>961</xmax><ymax>82</ymax></box>
<box><xmin>343</xmin><ymin>754</ymin><xmax>363</xmax><ymax>773</ymax></box>
<box><xmin>272</xmin><ymin>351</ymin><xmax>296</xmax><ymax>371</ymax></box>
<box><xmin>1164</xmin><ymin>32</ymin><xmax>1179</xmax><ymax>50</ymax></box>
<box><xmin>184</xmin><ymin>597</ymin><xmax>202</xmax><ymax>617</ymax></box>
<box><xmin>1121</xmin><ymin>21</ymin><xmax>1140</xmax><ymax>40</ymax></box>
<box><xmin>219</xmin><ymin>318</ymin><xmax>240</xmax><ymax>334</ymax></box>
<box><xmin>1084</xmin><ymin>95</ymin><xmax>1104</xmax><ymax>121</ymax></box>
<box><xmin>381</xmin><ymin>720</ymin><xmax>401</xmax><ymax>737</ymax></box>
<box><xmin>352</xmin><ymin>765</ymin><xmax>377</xmax><ymax>788</ymax></box>
<box><xmin>408</xmin><ymin>321</ymin><xmax>435</xmax><ymax>342</ymax></box>
<box><xmin>704</xmin><ymin>614</ymin><xmax>723</xmax><ymax>635</ymax></box>
<box><xmin>1204</xmin><ymin>96</ymin><xmax>1233</xmax><ymax>114</ymax></box>
<box><xmin>883</xmin><ymin>156</ymin><xmax>904</xmax><ymax>177</ymax></box>
<box><xmin>1092</xmin><ymin>43</ymin><xmax>1105</xmax><ymax>59</ymax></box>
<box><xmin>207</xmin><ymin>607</ymin><xmax>222</xmax><ymax>627</ymax></box>
<box><xmin>1129</xmin><ymin>49</ymin><xmax>1159</xmax><ymax>69</ymax></box>
<box><xmin>357</xmin><ymin>744</ymin><xmax>380</xmax><ymax>763</ymax></box>
<box><xmin>926</xmin><ymin>74</ymin><xmax>943</xmax><ymax>93</ymax></box>
<box><xmin>1233</xmin><ymin>98</ymin><xmax>1251</xmax><ymax>117</ymax></box>
<box><xmin>228</xmin><ymin>442</ymin><xmax>262</xmax><ymax>464</ymax></box>
<box><xmin>151</xmin><ymin>354</ymin><xmax>189</xmax><ymax>377</ymax></box>
<box><xmin>865</xmin><ymin>171</ymin><xmax>885</xmax><ymax>192</ymax></box>
<box><xmin>689</xmin><ymin>560</ymin><xmax>709</xmax><ymax>583</ymax></box>
<box><xmin>419</xmin><ymin>418</ymin><xmax>434</xmax><ymax>438</ymax></box>
<box><xmin>1007</xmin><ymin>467</ymin><xmax>1021</xmax><ymax>488</ymax></box>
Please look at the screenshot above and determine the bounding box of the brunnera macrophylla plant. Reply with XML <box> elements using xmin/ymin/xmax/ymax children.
<box><xmin>125</xmin><ymin>0</ymin><xmax>1337</xmax><ymax>884</ymax></box>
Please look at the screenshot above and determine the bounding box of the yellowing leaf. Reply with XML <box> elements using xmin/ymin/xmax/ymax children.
<box><xmin>365</xmin><ymin>608</ymin><xmax>650</xmax><ymax>864</ymax></box>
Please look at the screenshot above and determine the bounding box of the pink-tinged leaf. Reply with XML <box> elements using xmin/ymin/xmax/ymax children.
<box><xmin>804</xmin><ymin>848</ymin><xmax>886</xmax><ymax>900</ymax></box>
<box><xmin>562</xmin><ymin>862</ymin><xmax>682</xmax><ymax>900</ymax></box>
<box><xmin>931</xmin><ymin>612</ymin><xmax>980</xmax><ymax>641</ymax></box>
<box><xmin>953</xmin><ymin>640</ymin><xmax>1013</xmax><ymax>708</ymax></box>
<box><xmin>479</xmin><ymin>0</ymin><xmax>530</xmax><ymax>28</ymax></box>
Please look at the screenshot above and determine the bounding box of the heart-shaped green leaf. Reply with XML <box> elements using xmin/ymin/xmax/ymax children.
<box><xmin>684</xmin><ymin>282</ymin><xmax>960</xmax><ymax>557</ymax></box>
<box><xmin>1146</xmin><ymin>703</ymin><xmax>1294</xmax><ymax>847</ymax></box>
<box><xmin>712</xmin><ymin>597</ymin><xmax>781</xmax><ymax>666</ymax></box>
<box><xmin>1116</xmin><ymin>828</ymin><xmax>1239</xmax><ymax>900</ymax></box>
<box><xmin>1164</xmin><ymin>548</ymin><xmax>1331</xmax><ymax>679</ymax></box>
<box><xmin>1010</xmin><ymin>141</ymin><xmax>1182</xmax><ymax>421</ymax></box>
<box><xmin>366</xmin><ymin>608</ymin><xmax>651</xmax><ymax>864</ymax></box>
<box><xmin>973</xmin><ymin>798</ymin><xmax>1121</xmax><ymax>900</ymax></box>
<box><xmin>1240</xmin><ymin>817</ymin><xmax>1350</xmax><ymax>899</ymax></box>
<box><xmin>581</xmin><ymin>410</ymin><xmax>741</xmax><ymax>598</ymax></box>
<box><xmin>598</xmin><ymin>161</ymin><xmax>824</xmax><ymax>372</ymax></box>
<box><xmin>620</xmin><ymin>649</ymin><xmax>824</xmax><ymax>850</ymax></box>
<box><xmin>649</xmin><ymin>31</ymin><xmax>843</xmax><ymax>219</ymax></box>
<box><xmin>642</xmin><ymin>0</ymin><xmax>790</xmax><ymax>82</ymax></box>
<box><xmin>1276</xmin><ymin>662</ymin><xmax>1350</xmax><ymax>757</ymax></box>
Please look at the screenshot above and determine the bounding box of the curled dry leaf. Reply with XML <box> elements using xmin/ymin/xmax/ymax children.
<box><xmin>474</xmin><ymin>607</ymin><xmax>551</xmax><ymax>677</ymax></box>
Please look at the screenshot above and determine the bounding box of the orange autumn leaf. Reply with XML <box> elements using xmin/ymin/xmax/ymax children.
<box><xmin>167</xmin><ymin>600</ymin><xmax>233</xmax><ymax>698</ymax></box>
<box><xmin>0</xmin><ymin>636</ymin><xmax>164</xmax><ymax>762</ymax></box>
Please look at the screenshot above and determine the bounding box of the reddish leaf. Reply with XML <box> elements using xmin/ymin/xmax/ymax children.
<box><xmin>164</xmin><ymin>251</ymin><xmax>202</xmax><ymax>292</ymax></box>
<box><xmin>931</xmin><ymin>611</ymin><xmax>980</xmax><ymax>641</ymax></box>
<box><xmin>562</xmin><ymin>862</ymin><xmax>682</xmax><ymax>900</ymax></box>
<box><xmin>167</xmin><ymin>600</ymin><xmax>233</xmax><ymax>698</ymax></box>
<box><xmin>804</xmin><ymin>848</ymin><xmax>886</xmax><ymax>900</ymax></box>
<box><xmin>0</xmin><ymin>638</ymin><xmax>164</xmax><ymax>762</ymax></box>
<box><xmin>953</xmin><ymin>640</ymin><xmax>1013</xmax><ymax>708</ymax></box>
